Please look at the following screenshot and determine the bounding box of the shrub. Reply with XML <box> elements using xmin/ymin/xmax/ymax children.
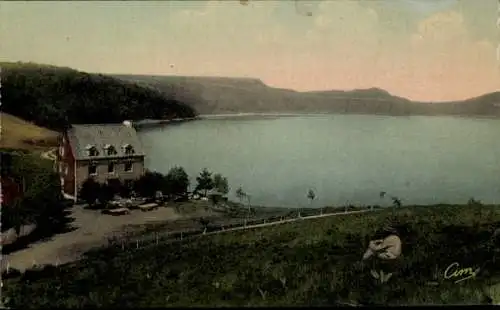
<box><xmin>0</xmin><ymin>151</ymin><xmax>72</xmax><ymax>251</ymax></box>
<box><xmin>133</xmin><ymin>171</ymin><xmax>169</xmax><ymax>198</ymax></box>
<box><xmin>213</xmin><ymin>174</ymin><xmax>229</xmax><ymax>196</ymax></box>
<box><xmin>166</xmin><ymin>166</ymin><xmax>190</xmax><ymax>196</ymax></box>
<box><xmin>79</xmin><ymin>178</ymin><xmax>101</xmax><ymax>205</ymax></box>
<box><xmin>195</xmin><ymin>168</ymin><xmax>214</xmax><ymax>197</ymax></box>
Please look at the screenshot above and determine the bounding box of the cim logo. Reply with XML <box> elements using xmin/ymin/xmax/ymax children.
<box><xmin>444</xmin><ymin>262</ymin><xmax>481</xmax><ymax>284</ymax></box>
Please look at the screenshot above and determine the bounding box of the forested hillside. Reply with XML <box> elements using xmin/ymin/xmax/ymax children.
<box><xmin>114</xmin><ymin>74</ymin><xmax>500</xmax><ymax>117</ymax></box>
<box><xmin>1</xmin><ymin>62</ymin><xmax>197</xmax><ymax>131</ymax></box>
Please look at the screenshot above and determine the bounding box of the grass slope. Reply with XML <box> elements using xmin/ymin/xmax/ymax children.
<box><xmin>3</xmin><ymin>204</ymin><xmax>500</xmax><ymax>307</ymax></box>
<box><xmin>0</xmin><ymin>112</ymin><xmax>58</xmax><ymax>151</ymax></box>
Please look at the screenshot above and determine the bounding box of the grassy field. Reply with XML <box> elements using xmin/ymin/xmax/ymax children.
<box><xmin>120</xmin><ymin>204</ymin><xmax>380</xmax><ymax>240</ymax></box>
<box><xmin>3</xmin><ymin>203</ymin><xmax>500</xmax><ymax>307</ymax></box>
<box><xmin>0</xmin><ymin>113</ymin><xmax>58</xmax><ymax>151</ymax></box>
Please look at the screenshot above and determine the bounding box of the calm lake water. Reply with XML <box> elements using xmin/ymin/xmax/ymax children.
<box><xmin>138</xmin><ymin>115</ymin><xmax>500</xmax><ymax>208</ymax></box>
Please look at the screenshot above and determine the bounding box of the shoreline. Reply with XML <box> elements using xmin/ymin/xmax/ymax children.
<box><xmin>198</xmin><ymin>112</ymin><xmax>500</xmax><ymax>121</ymax></box>
<box><xmin>134</xmin><ymin>113</ymin><xmax>500</xmax><ymax>130</ymax></box>
<box><xmin>133</xmin><ymin>117</ymin><xmax>199</xmax><ymax>129</ymax></box>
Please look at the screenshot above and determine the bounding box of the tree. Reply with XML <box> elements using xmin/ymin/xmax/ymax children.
<box><xmin>166</xmin><ymin>166</ymin><xmax>190</xmax><ymax>196</ymax></box>
<box><xmin>98</xmin><ymin>183</ymin><xmax>115</xmax><ymax>207</ymax></box>
<box><xmin>213</xmin><ymin>173</ymin><xmax>229</xmax><ymax>196</ymax></box>
<box><xmin>107</xmin><ymin>178</ymin><xmax>123</xmax><ymax>198</ymax></box>
<box><xmin>195</xmin><ymin>168</ymin><xmax>214</xmax><ymax>197</ymax></box>
<box><xmin>391</xmin><ymin>197</ymin><xmax>402</xmax><ymax>208</ymax></box>
<box><xmin>1</xmin><ymin>152</ymin><xmax>13</xmax><ymax>177</ymax></box>
<box><xmin>133</xmin><ymin>171</ymin><xmax>168</xmax><ymax>198</ymax></box>
<box><xmin>246</xmin><ymin>194</ymin><xmax>253</xmax><ymax>216</ymax></box>
<box><xmin>79</xmin><ymin>177</ymin><xmax>101</xmax><ymax>206</ymax></box>
<box><xmin>121</xmin><ymin>180</ymin><xmax>134</xmax><ymax>198</ymax></box>
<box><xmin>0</xmin><ymin>150</ymin><xmax>72</xmax><ymax>251</ymax></box>
<box><xmin>235</xmin><ymin>186</ymin><xmax>246</xmax><ymax>204</ymax></box>
<box><xmin>199</xmin><ymin>217</ymin><xmax>210</xmax><ymax>234</ymax></box>
<box><xmin>235</xmin><ymin>186</ymin><xmax>253</xmax><ymax>217</ymax></box>
<box><xmin>380</xmin><ymin>191</ymin><xmax>402</xmax><ymax>209</ymax></box>
<box><xmin>307</xmin><ymin>189</ymin><xmax>316</xmax><ymax>215</ymax></box>
<box><xmin>4</xmin><ymin>198</ymin><xmax>24</xmax><ymax>235</ymax></box>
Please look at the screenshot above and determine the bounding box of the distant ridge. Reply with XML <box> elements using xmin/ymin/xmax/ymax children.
<box><xmin>113</xmin><ymin>74</ymin><xmax>500</xmax><ymax>118</ymax></box>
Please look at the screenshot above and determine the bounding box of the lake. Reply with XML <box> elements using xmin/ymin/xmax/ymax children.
<box><xmin>138</xmin><ymin>114</ymin><xmax>500</xmax><ymax>208</ymax></box>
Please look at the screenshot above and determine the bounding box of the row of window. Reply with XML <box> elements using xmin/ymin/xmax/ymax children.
<box><xmin>59</xmin><ymin>142</ymin><xmax>136</xmax><ymax>158</ymax></box>
<box><xmin>88</xmin><ymin>162</ymin><xmax>133</xmax><ymax>175</ymax></box>
<box><xmin>86</xmin><ymin>144</ymin><xmax>135</xmax><ymax>157</ymax></box>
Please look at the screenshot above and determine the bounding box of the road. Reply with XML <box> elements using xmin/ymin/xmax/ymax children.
<box><xmin>0</xmin><ymin>205</ymin><xmax>215</xmax><ymax>272</ymax></box>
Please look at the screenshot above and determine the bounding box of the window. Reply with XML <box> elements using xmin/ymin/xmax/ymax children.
<box><xmin>64</xmin><ymin>166</ymin><xmax>68</xmax><ymax>176</ymax></box>
<box><xmin>123</xmin><ymin>144</ymin><xmax>135</xmax><ymax>155</ymax></box>
<box><xmin>59</xmin><ymin>146</ymin><xmax>65</xmax><ymax>157</ymax></box>
<box><xmin>124</xmin><ymin>161</ymin><xmax>133</xmax><ymax>172</ymax></box>
<box><xmin>88</xmin><ymin>164</ymin><xmax>97</xmax><ymax>175</ymax></box>
<box><xmin>86</xmin><ymin>145</ymin><xmax>99</xmax><ymax>157</ymax></box>
<box><xmin>108</xmin><ymin>163</ymin><xmax>115</xmax><ymax>174</ymax></box>
<box><xmin>104</xmin><ymin>145</ymin><xmax>117</xmax><ymax>156</ymax></box>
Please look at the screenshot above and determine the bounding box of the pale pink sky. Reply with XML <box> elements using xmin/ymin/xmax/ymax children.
<box><xmin>1</xmin><ymin>0</ymin><xmax>500</xmax><ymax>101</ymax></box>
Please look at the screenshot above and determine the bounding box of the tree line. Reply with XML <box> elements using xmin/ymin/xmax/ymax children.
<box><xmin>78</xmin><ymin>167</ymin><xmax>231</xmax><ymax>207</ymax></box>
<box><xmin>1</xmin><ymin>62</ymin><xmax>197</xmax><ymax>131</ymax></box>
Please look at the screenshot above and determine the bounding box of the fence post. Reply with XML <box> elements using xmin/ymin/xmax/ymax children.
<box><xmin>136</xmin><ymin>240</ymin><xmax>139</xmax><ymax>249</ymax></box>
<box><xmin>181</xmin><ymin>232</ymin><xmax>183</xmax><ymax>240</ymax></box>
<box><xmin>121</xmin><ymin>240</ymin><xmax>125</xmax><ymax>251</ymax></box>
<box><xmin>6</xmin><ymin>262</ymin><xmax>10</xmax><ymax>273</ymax></box>
<box><xmin>156</xmin><ymin>233</ymin><xmax>159</xmax><ymax>245</ymax></box>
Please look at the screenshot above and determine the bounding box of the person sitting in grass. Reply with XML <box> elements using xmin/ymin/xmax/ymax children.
<box><xmin>363</xmin><ymin>225</ymin><xmax>402</xmax><ymax>261</ymax></box>
<box><xmin>362</xmin><ymin>222</ymin><xmax>403</xmax><ymax>283</ymax></box>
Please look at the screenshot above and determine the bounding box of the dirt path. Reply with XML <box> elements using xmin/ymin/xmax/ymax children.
<box><xmin>1</xmin><ymin>204</ymin><xmax>215</xmax><ymax>272</ymax></box>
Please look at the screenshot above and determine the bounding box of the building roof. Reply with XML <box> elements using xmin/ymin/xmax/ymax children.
<box><xmin>67</xmin><ymin>124</ymin><xmax>146</xmax><ymax>160</ymax></box>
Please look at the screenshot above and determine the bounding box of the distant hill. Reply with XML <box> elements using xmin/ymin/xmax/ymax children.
<box><xmin>113</xmin><ymin>74</ymin><xmax>500</xmax><ymax>118</ymax></box>
<box><xmin>1</xmin><ymin>62</ymin><xmax>197</xmax><ymax>131</ymax></box>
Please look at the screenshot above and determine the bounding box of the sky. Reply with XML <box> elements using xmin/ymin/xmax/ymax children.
<box><xmin>1</xmin><ymin>0</ymin><xmax>500</xmax><ymax>102</ymax></box>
